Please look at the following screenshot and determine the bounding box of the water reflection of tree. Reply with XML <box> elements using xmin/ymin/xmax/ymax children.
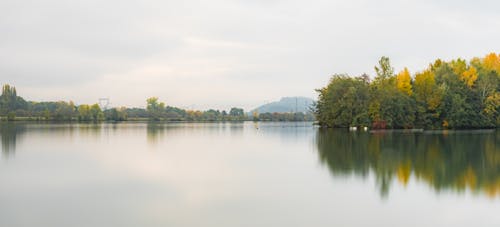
<box><xmin>228</xmin><ymin>122</ymin><xmax>244</xmax><ymax>134</ymax></box>
<box><xmin>77</xmin><ymin>123</ymin><xmax>101</xmax><ymax>137</ymax></box>
<box><xmin>316</xmin><ymin>129</ymin><xmax>500</xmax><ymax>198</ymax></box>
<box><xmin>147</xmin><ymin>122</ymin><xmax>166</xmax><ymax>144</ymax></box>
<box><xmin>0</xmin><ymin>123</ymin><xmax>26</xmax><ymax>159</ymax></box>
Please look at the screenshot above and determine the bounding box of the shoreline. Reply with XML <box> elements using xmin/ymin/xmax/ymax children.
<box><xmin>0</xmin><ymin>117</ymin><xmax>316</xmax><ymax>123</ymax></box>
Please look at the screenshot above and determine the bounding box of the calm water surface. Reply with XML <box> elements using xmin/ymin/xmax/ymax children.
<box><xmin>0</xmin><ymin>122</ymin><xmax>499</xmax><ymax>227</ymax></box>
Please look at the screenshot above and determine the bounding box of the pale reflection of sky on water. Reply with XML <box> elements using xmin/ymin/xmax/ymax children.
<box><xmin>0</xmin><ymin>122</ymin><xmax>499</xmax><ymax>227</ymax></box>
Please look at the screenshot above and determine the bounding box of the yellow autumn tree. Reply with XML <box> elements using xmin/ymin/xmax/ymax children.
<box><xmin>430</xmin><ymin>59</ymin><xmax>444</xmax><ymax>70</ymax></box>
<box><xmin>461</xmin><ymin>66</ymin><xmax>478</xmax><ymax>87</ymax></box>
<box><xmin>483</xmin><ymin>53</ymin><xmax>500</xmax><ymax>72</ymax></box>
<box><xmin>252</xmin><ymin>110</ymin><xmax>259</xmax><ymax>120</ymax></box>
<box><xmin>470</xmin><ymin>57</ymin><xmax>482</xmax><ymax>67</ymax></box>
<box><xmin>484</xmin><ymin>92</ymin><xmax>500</xmax><ymax>116</ymax></box>
<box><xmin>450</xmin><ymin>58</ymin><xmax>467</xmax><ymax>75</ymax></box>
<box><xmin>414</xmin><ymin>69</ymin><xmax>442</xmax><ymax>110</ymax></box>
<box><xmin>396</xmin><ymin>67</ymin><xmax>412</xmax><ymax>96</ymax></box>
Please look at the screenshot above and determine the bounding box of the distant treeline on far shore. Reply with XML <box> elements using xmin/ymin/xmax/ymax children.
<box><xmin>0</xmin><ymin>85</ymin><xmax>314</xmax><ymax>122</ymax></box>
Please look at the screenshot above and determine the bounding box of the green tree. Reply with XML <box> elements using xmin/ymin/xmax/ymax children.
<box><xmin>0</xmin><ymin>84</ymin><xmax>27</xmax><ymax>115</ymax></box>
<box><xmin>484</xmin><ymin>92</ymin><xmax>500</xmax><ymax>126</ymax></box>
<box><xmin>54</xmin><ymin>101</ymin><xmax>76</xmax><ymax>121</ymax></box>
<box><xmin>146</xmin><ymin>97</ymin><xmax>165</xmax><ymax>121</ymax></box>
<box><xmin>315</xmin><ymin>74</ymin><xmax>370</xmax><ymax>127</ymax></box>
<box><xmin>6</xmin><ymin>112</ymin><xmax>15</xmax><ymax>121</ymax></box>
<box><xmin>90</xmin><ymin>104</ymin><xmax>104</xmax><ymax>121</ymax></box>
<box><xmin>78</xmin><ymin>105</ymin><xmax>91</xmax><ymax>121</ymax></box>
<box><xmin>369</xmin><ymin>56</ymin><xmax>413</xmax><ymax>129</ymax></box>
<box><xmin>229</xmin><ymin>107</ymin><xmax>245</xmax><ymax>121</ymax></box>
<box><xmin>374</xmin><ymin>56</ymin><xmax>394</xmax><ymax>81</ymax></box>
<box><xmin>105</xmin><ymin>107</ymin><xmax>128</xmax><ymax>121</ymax></box>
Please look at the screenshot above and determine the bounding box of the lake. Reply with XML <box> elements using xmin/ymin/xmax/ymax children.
<box><xmin>0</xmin><ymin>122</ymin><xmax>499</xmax><ymax>227</ymax></box>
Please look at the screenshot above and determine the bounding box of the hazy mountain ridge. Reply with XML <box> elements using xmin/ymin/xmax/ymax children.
<box><xmin>251</xmin><ymin>97</ymin><xmax>315</xmax><ymax>114</ymax></box>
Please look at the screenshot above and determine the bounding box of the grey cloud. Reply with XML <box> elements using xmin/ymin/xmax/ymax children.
<box><xmin>0</xmin><ymin>0</ymin><xmax>499</xmax><ymax>108</ymax></box>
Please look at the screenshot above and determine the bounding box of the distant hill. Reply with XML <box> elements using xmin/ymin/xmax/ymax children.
<box><xmin>251</xmin><ymin>97</ymin><xmax>315</xmax><ymax>114</ymax></box>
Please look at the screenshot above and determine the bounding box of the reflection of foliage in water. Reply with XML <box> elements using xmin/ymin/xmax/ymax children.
<box><xmin>316</xmin><ymin>129</ymin><xmax>500</xmax><ymax>198</ymax></box>
<box><xmin>0</xmin><ymin>123</ymin><xmax>26</xmax><ymax>158</ymax></box>
<box><xmin>147</xmin><ymin>122</ymin><xmax>166</xmax><ymax>144</ymax></box>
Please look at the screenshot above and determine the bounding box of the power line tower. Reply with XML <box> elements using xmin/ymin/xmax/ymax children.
<box><xmin>99</xmin><ymin>98</ymin><xmax>110</xmax><ymax>110</ymax></box>
<box><xmin>295</xmin><ymin>97</ymin><xmax>298</xmax><ymax>113</ymax></box>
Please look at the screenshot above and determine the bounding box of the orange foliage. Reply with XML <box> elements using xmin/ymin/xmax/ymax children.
<box><xmin>483</xmin><ymin>53</ymin><xmax>500</xmax><ymax>72</ymax></box>
<box><xmin>461</xmin><ymin>66</ymin><xmax>478</xmax><ymax>87</ymax></box>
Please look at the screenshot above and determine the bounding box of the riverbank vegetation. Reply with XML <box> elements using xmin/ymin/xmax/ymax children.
<box><xmin>0</xmin><ymin>85</ymin><xmax>247</xmax><ymax>122</ymax></box>
<box><xmin>315</xmin><ymin>53</ymin><xmax>500</xmax><ymax>129</ymax></box>
<box><xmin>0</xmin><ymin>84</ymin><xmax>313</xmax><ymax>122</ymax></box>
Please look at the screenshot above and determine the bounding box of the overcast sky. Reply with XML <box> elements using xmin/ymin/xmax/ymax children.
<box><xmin>1</xmin><ymin>0</ymin><xmax>499</xmax><ymax>110</ymax></box>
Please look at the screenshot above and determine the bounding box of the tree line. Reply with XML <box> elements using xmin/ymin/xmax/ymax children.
<box><xmin>0</xmin><ymin>85</ymin><xmax>313</xmax><ymax>122</ymax></box>
<box><xmin>254</xmin><ymin>111</ymin><xmax>315</xmax><ymax>121</ymax></box>
<box><xmin>315</xmin><ymin>53</ymin><xmax>500</xmax><ymax>129</ymax></box>
<box><xmin>0</xmin><ymin>86</ymin><xmax>247</xmax><ymax>122</ymax></box>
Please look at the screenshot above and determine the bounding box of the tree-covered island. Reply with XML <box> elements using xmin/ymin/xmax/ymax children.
<box><xmin>315</xmin><ymin>53</ymin><xmax>500</xmax><ymax>129</ymax></box>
